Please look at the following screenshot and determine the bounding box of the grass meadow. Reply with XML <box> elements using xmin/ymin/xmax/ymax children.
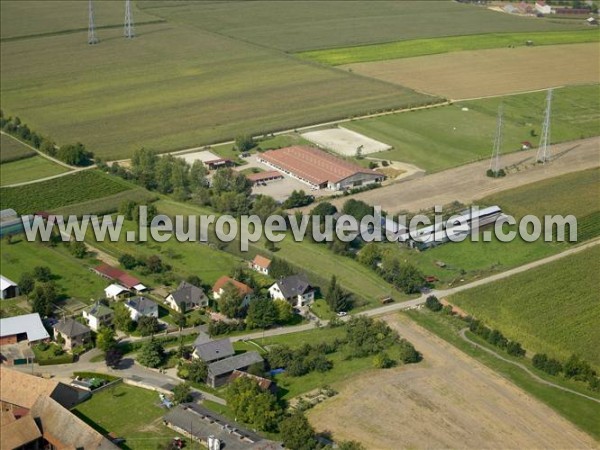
<box><xmin>345</xmin><ymin>84</ymin><xmax>600</xmax><ymax>172</ymax></box>
<box><xmin>450</xmin><ymin>245</ymin><xmax>600</xmax><ymax>369</ymax></box>
<box><xmin>0</xmin><ymin>155</ymin><xmax>69</xmax><ymax>186</ymax></box>
<box><xmin>0</xmin><ymin>133</ymin><xmax>36</xmax><ymax>162</ymax></box>
<box><xmin>298</xmin><ymin>29</ymin><xmax>600</xmax><ymax>65</ymax></box>
<box><xmin>139</xmin><ymin>1</ymin><xmax>588</xmax><ymax>52</ymax></box>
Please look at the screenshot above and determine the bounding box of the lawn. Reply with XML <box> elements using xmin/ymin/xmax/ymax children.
<box><xmin>0</xmin><ymin>133</ymin><xmax>36</xmax><ymax>163</ymax></box>
<box><xmin>298</xmin><ymin>29</ymin><xmax>600</xmax><ymax>65</ymax></box>
<box><xmin>139</xmin><ymin>1</ymin><xmax>588</xmax><ymax>52</ymax></box>
<box><xmin>449</xmin><ymin>245</ymin><xmax>600</xmax><ymax>369</ymax></box>
<box><xmin>0</xmin><ymin>238</ymin><xmax>107</xmax><ymax>303</ymax></box>
<box><xmin>344</xmin><ymin>84</ymin><xmax>600</xmax><ymax>172</ymax></box>
<box><xmin>0</xmin><ymin>19</ymin><xmax>432</xmax><ymax>160</ymax></box>
<box><xmin>0</xmin><ymin>155</ymin><xmax>69</xmax><ymax>186</ymax></box>
<box><xmin>405</xmin><ymin>309</ymin><xmax>600</xmax><ymax>440</ymax></box>
<box><xmin>0</xmin><ymin>170</ymin><xmax>134</xmax><ymax>214</ymax></box>
<box><xmin>73</xmin><ymin>383</ymin><xmax>183</xmax><ymax>449</ymax></box>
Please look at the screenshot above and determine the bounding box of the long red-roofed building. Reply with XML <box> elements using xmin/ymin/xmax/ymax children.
<box><xmin>92</xmin><ymin>263</ymin><xmax>146</xmax><ymax>292</ymax></box>
<box><xmin>258</xmin><ymin>146</ymin><xmax>384</xmax><ymax>190</ymax></box>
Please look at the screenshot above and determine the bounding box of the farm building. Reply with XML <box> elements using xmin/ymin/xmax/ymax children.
<box><xmin>192</xmin><ymin>338</ymin><xmax>235</xmax><ymax>363</ymax></box>
<box><xmin>1</xmin><ymin>275</ymin><xmax>19</xmax><ymax>300</ymax></box>
<box><xmin>258</xmin><ymin>146</ymin><xmax>384</xmax><ymax>191</ymax></box>
<box><xmin>0</xmin><ymin>208</ymin><xmax>29</xmax><ymax>238</ymax></box>
<box><xmin>212</xmin><ymin>276</ymin><xmax>254</xmax><ymax>305</ymax></box>
<box><xmin>204</xmin><ymin>158</ymin><xmax>234</xmax><ymax>170</ymax></box>
<box><xmin>92</xmin><ymin>263</ymin><xmax>147</xmax><ymax>292</ymax></box>
<box><xmin>228</xmin><ymin>370</ymin><xmax>277</xmax><ymax>394</ymax></box>
<box><xmin>53</xmin><ymin>318</ymin><xmax>91</xmax><ymax>351</ymax></box>
<box><xmin>82</xmin><ymin>301</ymin><xmax>113</xmax><ymax>331</ymax></box>
<box><xmin>245</xmin><ymin>170</ymin><xmax>284</xmax><ymax>185</ymax></box>
<box><xmin>124</xmin><ymin>296</ymin><xmax>158</xmax><ymax>321</ymax></box>
<box><xmin>165</xmin><ymin>281</ymin><xmax>208</xmax><ymax>312</ymax></box>
<box><xmin>251</xmin><ymin>255</ymin><xmax>272</xmax><ymax>275</ymax></box>
<box><xmin>206</xmin><ymin>351</ymin><xmax>264</xmax><ymax>388</ymax></box>
<box><xmin>535</xmin><ymin>0</ymin><xmax>552</xmax><ymax>14</ymax></box>
<box><xmin>268</xmin><ymin>274</ymin><xmax>315</xmax><ymax>307</ymax></box>
<box><xmin>0</xmin><ymin>313</ymin><xmax>49</xmax><ymax>346</ymax></box>
<box><xmin>104</xmin><ymin>283</ymin><xmax>130</xmax><ymax>300</ymax></box>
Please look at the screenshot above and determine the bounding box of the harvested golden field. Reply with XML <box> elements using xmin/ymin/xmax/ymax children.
<box><xmin>343</xmin><ymin>43</ymin><xmax>600</xmax><ymax>99</ymax></box>
<box><xmin>307</xmin><ymin>314</ymin><xmax>599</xmax><ymax>449</ymax></box>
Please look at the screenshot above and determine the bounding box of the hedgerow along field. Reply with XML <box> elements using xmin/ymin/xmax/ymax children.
<box><xmin>344</xmin><ymin>84</ymin><xmax>600</xmax><ymax>172</ymax></box>
<box><xmin>138</xmin><ymin>0</ymin><xmax>589</xmax><ymax>52</ymax></box>
<box><xmin>450</xmin><ymin>245</ymin><xmax>600</xmax><ymax>370</ymax></box>
<box><xmin>0</xmin><ymin>133</ymin><xmax>36</xmax><ymax>162</ymax></box>
<box><xmin>0</xmin><ymin>170</ymin><xmax>133</xmax><ymax>213</ymax></box>
<box><xmin>0</xmin><ymin>22</ymin><xmax>433</xmax><ymax>161</ymax></box>
<box><xmin>0</xmin><ymin>155</ymin><xmax>69</xmax><ymax>186</ymax></box>
<box><xmin>298</xmin><ymin>29</ymin><xmax>600</xmax><ymax>65</ymax></box>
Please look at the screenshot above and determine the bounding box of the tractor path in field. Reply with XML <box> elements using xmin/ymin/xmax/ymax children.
<box><xmin>458</xmin><ymin>328</ymin><xmax>600</xmax><ymax>404</ymax></box>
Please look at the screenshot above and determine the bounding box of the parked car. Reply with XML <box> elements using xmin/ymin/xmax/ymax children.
<box><xmin>337</xmin><ymin>311</ymin><xmax>347</xmax><ymax>317</ymax></box>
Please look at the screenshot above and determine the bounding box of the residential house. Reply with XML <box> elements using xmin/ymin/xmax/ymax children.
<box><xmin>268</xmin><ymin>274</ymin><xmax>315</xmax><ymax>308</ymax></box>
<box><xmin>0</xmin><ymin>275</ymin><xmax>19</xmax><ymax>300</ymax></box>
<box><xmin>82</xmin><ymin>302</ymin><xmax>114</xmax><ymax>331</ymax></box>
<box><xmin>165</xmin><ymin>281</ymin><xmax>208</xmax><ymax>313</ymax></box>
<box><xmin>206</xmin><ymin>351</ymin><xmax>264</xmax><ymax>388</ymax></box>
<box><xmin>53</xmin><ymin>318</ymin><xmax>91</xmax><ymax>351</ymax></box>
<box><xmin>104</xmin><ymin>283</ymin><xmax>130</xmax><ymax>301</ymax></box>
<box><xmin>124</xmin><ymin>296</ymin><xmax>158</xmax><ymax>322</ymax></box>
<box><xmin>192</xmin><ymin>338</ymin><xmax>235</xmax><ymax>363</ymax></box>
<box><xmin>212</xmin><ymin>276</ymin><xmax>254</xmax><ymax>306</ymax></box>
<box><xmin>251</xmin><ymin>255</ymin><xmax>272</xmax><ymax>276</ymax></box>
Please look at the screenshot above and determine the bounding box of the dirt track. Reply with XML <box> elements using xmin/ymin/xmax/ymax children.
<box><xmin>308</xmin><ymin>314</ymin><xmax>599</xmax><ymax>449</ymax></box>
<box><xmin>304</xmin><ymin>137</ymin><xmax>599</xmax><ymax>214</ymax></box>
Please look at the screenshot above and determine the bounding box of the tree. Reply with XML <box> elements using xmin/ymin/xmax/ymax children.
<box><xmin>187</xmin><ymin>359</ymin><xmax>208</xmax><ymax>383</ymax></box>
<box><xmin>119</xmin><ymin>254</ymin><xmax>138</xmax><ymax>270</ymax></box>
<box><xmin>226</xmin><ymin>377</ymin><xmax>282</xmax><ymax>432</ymax></box>
<box><xmin>269</xmin><ymin>258</ymin><xmax>295</xmax><ymax>279</ymax></box>
<box><xmin>113</xmin><ymin>302</ymin><xmax>134</xmax><ymax>333</ymax></box>
<box><xmin>234</xmin><ymin>134</ymin><xmax>256</xmax><ymax>152</ymax></box>
<box><xmin>172</xmin><ymin>382</ymin><xmax>192</xmax><ymax>404</ymax></box>
<box><xmin>33</xmin><ymin>266</ymin><xmax>52</xmax><ymax>282</ymax></box>
<box><xmin>274</xmin><ymin>299</ymin><xmax>293</xmax><ymax>323</ymax></box>
<box><xmin>395</xmin><ymin>263</ymin><xmax>424</xmax><ymax>294</ymax></box>
<box><xmin>131</xmin><ymin>148</ymin><xmax>158</xmax><ymax>189</ymax></box>
<box><xmin>251</xmin><ymin>195</ymin><xmax>278</xmax><ymax>221</ymax></box>
<box><xmin>279</xmin><ymin>412</ymin><xmax>318</xmax><ymax>450</ymax></box>
<box><xmin>172</xmin><ymin>311</ymin><xmax>187</xmax><ymax>331</ymax></box>
<box><xmin>325</xmin><ymin>275</ymin><xmax>351</xmax><ymax>313</ymax></box>
<box><xmin>506</xmin><ymin>341</ymin><xmax>525</xmax><ymax>357</ymax></box>
<box><xmin>246</xmin><ymin>298</ymin><xmax>278</xmax><ymax>329</ymax></box>
<box><xmin>356</xmin><ymin>242</ymin><xmax>381</xmax><ymax>269</ymax></box>
<box><xmin>57</xmin><ymin>142</ymin><xmax>93</xmax><ymax>166</ymax></box>
<box><xmin>105</xmin><ymin>347</ymin><xmax>123</xmax><ymax>369</ymax></box>
<box><xmin>342</xmin><ymin>199</ymin><xmax>373</xmax><ymax>221</ymax></box>
<box><xmin>96</xmin><ymin>327</ymin><xmax>116</xmax><ymax>352</ymax></box>
<box><xmin>185</xmin><ymin>275</ymin><xmax>202</xmax><ymax>288</ymax></box>
<box><xmin>18</xmin><ymin>272</ymin><xmax>35</xmax><ymax>297</ymax></box>
<box><xmin>217</xmin><ymin>283</ymin><xmax>245</xmax><ymax>319</ymax></box>
<box><xmin>282</xmin><ymin>190</ymin><xmax>313</xmax><ymax>209</ymax></box>
<box><xmin>30</xmin><ymin>282</ymin><xmax>57</xmax><ymax>316</ymax></box>
<box><xmin>310</xmin><ymin>202</ymin><xmax>337</xmax><ymax>217</ymax></box>
<box><xmin>563</xmin><ymin>354</ymin><xmax>595</xmax><ymax>381</ymax></box>
<box><xmin>69</xmin><ymin>240</ymin><xmax>87</xmax><ymax>258</ymax></box>
<box><xmin>339</xmin><ymin>441</ymin><xmax>367</xmax><ymax>450</ymax></box>
<box><xmin>211</xmin><ymin>168</ymin><xmax>252</xmax><ymax>196</ymax></box>
<box><xmin>137</xmin><ymin>338</ymin><xmax>164</xmax><ymax>368</ymax></box>
<box><xmin>189</xmin><ymin>161</ymin><xmax>208</xmax><ymax>192</ymax></box>
<box><xmin>425</xmin><ymin>295</ymin><xmax>442</xmax><ymax>312</ymax></box>
<box><xmin>119</xmin><ymin>200</ymin><xmax>138</xmax><ymax>221</ymax></box>
<box><xmin>137</xmin><ymin>316</ymin><xmax>160</xmax><ymax>336</ymax></box>
<box><xmin>373</xmin><ymin>352</ymin><xmax>395</xmax><ymax>369</ymax></box>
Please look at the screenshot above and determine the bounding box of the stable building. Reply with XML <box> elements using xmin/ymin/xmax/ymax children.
<box><xmin>0</xmin><ymin>275</ymin><xmax>19</xmax><ymax>300</ymax></box>
<box><xmin>92</xmin><ymin>263</ymin><xmax>147</xmax><ymax>292</ymax></box>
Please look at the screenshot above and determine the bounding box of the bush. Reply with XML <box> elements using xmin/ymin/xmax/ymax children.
<box><xmin>425</xmin><ymin>295</ymin><xmax>442</xmax><ymax>312</ymax></box>
<box><xmin>373</xmin><ymin>352</ymin><xmax>395</xmax><ymax>369</ymax></box>
<box><xmin>506</xmin><ymin>341</ymin><xmax>525</xmax><ymax>357</ymax></box>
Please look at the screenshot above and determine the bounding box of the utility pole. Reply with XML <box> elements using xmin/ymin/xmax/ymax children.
<box><xmin>88</xmin><ymin>0</ymin><xmax>99</xmax><ymax>45</ymax></box>
<box><xmin>489</xmin><ymin>104</ymin><xmax>503</xmax><ymax>176</ymax></box>
<box><xmin>537</xmin><ymin>89</ymin><xmax>553</xmax><ymax>164</ymax></box>
<box><xmin>124</xmin><ymin>0</ymin><xmax>135</xmax><ymax>39</ymax></box>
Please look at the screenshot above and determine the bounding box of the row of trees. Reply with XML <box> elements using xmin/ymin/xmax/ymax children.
<box><xmin>0</xmin><ymin>111</ymin><xmax>93</xmax><ymax>166</ymax></box>
<box><xmin>17</xmin><ymin>266</ymin><xmax>58</xmax><ymax>317</ymax></box>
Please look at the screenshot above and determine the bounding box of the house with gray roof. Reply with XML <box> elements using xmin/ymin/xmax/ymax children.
<box><xmin>124</xmin><ymin>296</ymin><xmax>158</xmax><ymax>322</ymax></box>
<box><xmin>0</xmin><ymin>275</ymin><xmax>19</xmax><ymax>299</ymax></box>
<box><xmin>82</xmin><ymin>302</ymin><xmax>113</xmax><ymax>331</ymax></box>
<box><xmin>207</xmin><ymin>351</ymin><xmax>264</xmax><ymax>388</ymax></box>
<box><xmin>192</xmin><ymin>338</ymin><xmax>234</xmax><ymax>363</ymax></box>
<box><xmin>53</xmin><ymin>318</ymin><xmax>91</xmax><ymax>351</ymax></box>
<box><xmin>268</xmin><ymin>274</ymin><xmax>315</xmax><ymax>308</ymax></box>
<box><xmin>0</xmin><ymin>313</ymin><xmax>49</xmax><ymax>345</ymax></box>
<box><xmin>165</xmin><ymin>281</ymin><xmax>208</xmax><ymax>313</ymax></box>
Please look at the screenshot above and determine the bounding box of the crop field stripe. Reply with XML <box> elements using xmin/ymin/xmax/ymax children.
<box><xmin>298</xmin><ymin>30</ymin><xmax>600</xmax><ymax>66</ymax></box>
<box><xmin>0</xmin><ymin>155</ymin><xmax>70</xmax><ymax>186</ymax></box>
<box><xmin>0</xmin><ymin>133</ymin><xmax>36</xmax><ymax>163</ymax></box>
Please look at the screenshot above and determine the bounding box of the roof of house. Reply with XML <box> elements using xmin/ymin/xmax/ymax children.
<box><xmin>53</xmin><ymin>318</ymin><xmax>91</xmax><ymax>338</ymax></box>
<box><xmin>169</xmin><ymin>281</ymin><xmax>207</xmax><ymax>307</ymax></box>
<box><xmin>246</xmin><ymin>170</ymin><xmax>284</xmax><ymax>182</ymax></box>
<box><xmin>0</xmin><ymin>274</ymin><xmax>18</xmax><ymax>291</ymax></box>
<box><xmin>193</xmin><ymin>330</ymin><xmax>212</xmax><ymax>347</ymax></box>
<box><xmin>252</xmin><ymin>255</ymin><xmax>272</xmax><ymax>270</ymax></box>
<box><xmin>0</xmin><ymin>414</ymin><xmax>42</xmax><ymax>450</ymax></box>
<box><xmin>93</xmin><ymin>263</ymin><xmax>145</xmax><ymax>290</ymax></box>
<box><xmin>212</xmin><ymin>276</ymin><xmax>254</xmax><ymax>297</ymax></box>
<box><xmin>0</xmin><ymin>313</ymin><xmax>49</xmax><ymax>341</ymax></box>
<box><xmin>125</xmin><ymin>296</ymin><xmax>158</xmax><ymax>315</ymax></box>
<box><xmin>30</xmin><ymin>395</ymin><xmax>119</xmax><ymax>449</ymax></box>
<box><xmin>104</xmin><ymin>283</ymin><xmax>129</xmax><ymax>297</ymax></box>
<box><xmin>194</xmin><ymin>338</ymin><xmax>235</xmax><ymax>362</ymax></box>
<box><xmin>84</xmin><ymin>301</ymin><xmax>113</xmax><ymax>318</ymax></box>
<box><xmin>228</xmin><ymin>370</ymin><xmax>274</xmax><ymax>391</ymax></box>
<box><xmin>259</xmin><ymin>146</ymin><xmax>380</xmax><ymax>186</ymax></box>
<box><xmin>272</xmin><ymin>274</ymin><xmax>313</xmax><ymax>299</ymax></box>
<box><xmin>208</xmin><ymin>351</ymin><xmax>264</xmax><ymax>377</ymax></box>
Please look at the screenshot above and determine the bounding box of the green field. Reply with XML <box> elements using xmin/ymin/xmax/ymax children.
<box><xmin>139</xmin><ymin>1</ymin><xmax>588</xmax><ymax>52</ymax></box>
<box><xmin>406</xmin><ymin>309</ymin><xmax>600</xmax><ymax>440</ymax></box>
<box><xmin>450</xmin><ymin>245</ymin><xmax>600</xmax><ymax>369</ymax></box>
<box><xmin>0</xmin><ymin>133</ymin><xmax>36</xmax><ymax>163</ymax></box>
<box><xmin>0</xmin><ymin>238</ymin><xmax>107</xmax><ymax>303</ymax></box>
<box><xmin>73</xmin><ymin>383</ymin><xmax>183</xmax><ymax>449</ymax></box>
<box><xmin>298</xmin><ymin>30</ymin><xmax>600</xmax><ymax>65</ymax></box>
<box><xmin>0</xmin><ymin>155</ymin><xmax>69</xmax><ymax>186</ymax></box>
<box><xmin>0</xmin><ymin>170</ymin><xmax>133</xmax><ymax>213</ymax></box>
<box><xmin>345</xmin><ymin>84</ymin><xmax>600</xmax><ymax>172</ymax></box>
<box><xmin>53</xmin><ymin>188</ymin><xmax>158</xmax><ymax>217</ymax></box>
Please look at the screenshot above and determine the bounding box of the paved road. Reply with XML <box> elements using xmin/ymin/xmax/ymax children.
<box><xmin>459</xmin><ymin>328</ymin><xmax>600</xmax><ymax>404</ymax></box>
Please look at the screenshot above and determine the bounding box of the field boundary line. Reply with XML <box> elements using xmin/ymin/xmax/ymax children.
<box><xmin>458</xmin><ymin>328</ymin><xmax>600</xmax><ymax>404</ymax></box>
<box><xmin>1</xmin><ymin>131</ymin><xmax>75</xmax><ymax>169</ymax></box>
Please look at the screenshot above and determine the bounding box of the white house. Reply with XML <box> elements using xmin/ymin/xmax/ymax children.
<box><xmin>535</xmin><ymin>1</ymin><xmax>552</xmax><ymax>14</ymax></box>
<box><xmin>268</xmin><ymin>274</ymin><xmax>315</xmax><ymax>308</ymax></box>
<box><xmin>165</xmin><ymin>281</ymin><xmax>208</xmax><ymax>312</ymax></box>
<box><xmin>0</xmin><ymin>275</ymin><xmax>19</xmax><ymax>300</ymax></box>
<box><xmin>104</xmin><ymin>283</ymin><xmax>130</xmax><ymax>301</ymax></box>
<box><xmin>82</xmin><ymin>302</ymin><xmax>114</xmax><ymax>332</ymax></box>
<box><xmin>124</xmin><ymin>296</ymin><xmax>158</xmax><ymax>322</ymax></box>
<box><xmin>251</xmin><ymin>255</ymin><xmax>272</xmax><ymax>276</ymax></box>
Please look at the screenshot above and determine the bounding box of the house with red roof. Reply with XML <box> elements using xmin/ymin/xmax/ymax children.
<box><xmin>212</xmin><ymin>276</ymin><xmax>254</xmax><ymax>305</ymax></box>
